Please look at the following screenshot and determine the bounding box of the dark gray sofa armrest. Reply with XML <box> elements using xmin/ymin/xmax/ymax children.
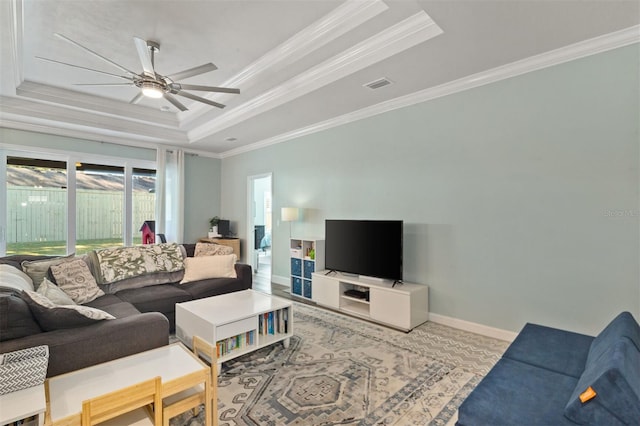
<box><xmin>0</xmin><ymin>312</ymin><xmax>169</xmax><ymax>377</ymax></box>
<box><xmin>235</xmin><ymin>263</ymin><xmax>253</xmax><ymax>290</ymax></box>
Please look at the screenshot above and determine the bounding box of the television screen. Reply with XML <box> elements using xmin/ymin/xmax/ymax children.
<box><xmin>325</xmin><ymin>220</ymin><xmax>403</xmax><ymax>281</ymax></box>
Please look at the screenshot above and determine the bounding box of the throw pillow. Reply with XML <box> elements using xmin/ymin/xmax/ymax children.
<box><xmin>194</xmin><ymin>242</ymin><xmax>234</xmax><ymax>257</ymax></box>
<box><xmin>180</xmin><ymin>254</ymin><xmax>237</xmax><ymax>284</ymax></box>
<box><xmin>0</xmin><ymin>294</ymin><xmax>42</xmax><ymax>341</ymax></box>
<box><xmin>21</xmin><ymin>254</ymin><xmax>75</xmax><ymax>290</ymax></box>
<box><xmin>0</xmin><ymin>264</ymin><xmax>34</xmax><ymax>294</ymax></box>
<box><xmin>49</xmin><ymin>258</ymin><xmax>104</xmax><ymax>304</ymax></box>
<box><xmin>20</xmin><ymin>290</ymin><xmax>114</xmax><ymax>332</ymax></box>
<box><xmin>36</xmin><ymin>278</ymin><xmax>76</xmax><ymax>306</ymax></box>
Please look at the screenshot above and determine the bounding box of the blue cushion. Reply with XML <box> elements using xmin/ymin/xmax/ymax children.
<box><xmin>503</xmin><ymin>323</ymin><xmax>594</xmax><ymax>378</ymax></box>
<box><xmin>564</xmin><ymin>338</ymin><xmax>640</xmax><ymax>425</ymax></box>
<box><xmin>457</xmin><ymin>358</ymin><xmax>578</xmax><ymax>426</ymax></box>
<box><xmin>587</xmin><ymin>311</ymin><xmax>640</xmax><ymax>365</ymax></box>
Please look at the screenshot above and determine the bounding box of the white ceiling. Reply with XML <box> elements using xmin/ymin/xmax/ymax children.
<box><xmin>1</xmin><ymin>0</ymin><xmax>639</xmax><ymax>157</ymax></box>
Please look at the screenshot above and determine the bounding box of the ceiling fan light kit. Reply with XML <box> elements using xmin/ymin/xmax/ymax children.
<box><xmin>140</xmin><ymin>81</ymin><xmax>164</xmax><ymax>98</ymax></box>
<box><xmin>38</xmin><ymin>34</ymin><xmax>239</xmax><ymax>111</ymax></box>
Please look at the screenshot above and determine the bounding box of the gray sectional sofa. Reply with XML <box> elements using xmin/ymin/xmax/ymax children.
<box><xmin>457</xmin><ymin>311</ymin><xmax>640</xmax><ymax>425</ymax></box>
<box><xmin>0</xmin><ymin>243</ymin><xmax>252</xmax><ymax>377</ymax></box>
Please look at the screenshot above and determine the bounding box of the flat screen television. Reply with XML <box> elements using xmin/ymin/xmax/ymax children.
<box><xmin>325</xmin><ymin>219</ymin><xmax>403</xmax><ymax>282</ymax></box>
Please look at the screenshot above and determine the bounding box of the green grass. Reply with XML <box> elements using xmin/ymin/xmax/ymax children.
<box><xmin>7</xmin><ymin>238</ymin><xmax>143</xmax><ymax>255</ymax></box>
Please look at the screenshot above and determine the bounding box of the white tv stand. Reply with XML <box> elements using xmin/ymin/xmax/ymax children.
<box><xmin>311</xmin><ymin>271</ymin><xmax>429</xmax><ymax>332</ymax></box>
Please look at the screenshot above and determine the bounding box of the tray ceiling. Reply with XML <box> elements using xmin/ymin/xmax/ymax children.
<box><xmin>1</xmin><ymin>0</ymin><xmax>639</xmax><ymax>156</ymax></box>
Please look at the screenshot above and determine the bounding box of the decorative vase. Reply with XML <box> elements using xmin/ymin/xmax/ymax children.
<box><xmin>208</xmin><ymin>226</ymin><xmax>218</xmax><ymax>238</ymax></box>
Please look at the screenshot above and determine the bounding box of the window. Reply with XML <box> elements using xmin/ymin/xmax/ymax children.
<box><xmin>6</xmin><ymin>157</ymin><xmax>67</xmax><ymax>255</ymax></box>
<box><xmin>132</xmin><ymin>168</ymin><xmax>156</xmax><ymax>245</ymax></box>
<box><xmin>76</xmin><ymin>163</ymin><xmax>124</xmax><ymax>254</ymax></box>
<box><xmin>2</xmin><ymin>153</ymin><xmax>156</xmax><ymax>256</ymax></box>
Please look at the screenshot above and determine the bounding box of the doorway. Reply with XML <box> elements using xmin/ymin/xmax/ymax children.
<box><xmin>247</xmin><ymin>173</ymin><xmax>272</xmax><ymax>292</ymax></box>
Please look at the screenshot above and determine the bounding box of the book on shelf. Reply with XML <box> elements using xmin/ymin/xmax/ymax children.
<box><xmin>258</xmin><ymin>308</ymin><xmax>290</xmax><ymax>336</ymax></box>
<box><xmin>216</xmin><ymin>330</ymin><xmax>255</xmax><ymax>357</ymax></box>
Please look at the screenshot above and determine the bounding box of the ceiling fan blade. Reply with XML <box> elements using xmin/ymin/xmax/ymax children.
<box><xmin>166</xmin><ymin>63</ymin><xmax>217</xmax><ymax>82</ymax></box>
<box><xmin>129</xmin><ymin>92</ymin><xmax>144</xmax><ymax>104</ymax></box>
<box><xmin>54</xmin><ymin>33</ymin><xmax>138</xmax><ymax>77</ymax></box>
<box><xmin>164</xmin><ymin>93</ymin><xmax>188</xmax><ymax>111</ymax></box>
<box><xmin>74</xmin><ymin>83</ymin><xmax>135</xmax><ymax>86</ymax></box>
<box><xmin>175</xmin><ymin>91</ymin><xmax>226</xmax><ymax>109</ymax></box>
<box><xmin>36</xmin><ymin>56</ymin><xmax>133</xmax><ymax>81</ymax></box>
<box><xmin>133</xmin><ymin>37</ymin><xmax>155</xmax><ymax>78</ymax></box>
<box><xmin>173</xmin><ymin>83</ymin><xmax>240</xmax><ymax>94</ymax></box>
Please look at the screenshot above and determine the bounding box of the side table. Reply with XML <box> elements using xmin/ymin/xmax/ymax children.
<box><xmin>0</xmin><ymin>384</ymin><xmax>45</xmax><ymax>426</ymax></box>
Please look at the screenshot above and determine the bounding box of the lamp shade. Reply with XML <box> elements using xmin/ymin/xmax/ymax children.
<box><xmin>281</xmin><ymin>207</ymin><xmax>300</xmax><ymax>222</ymax></box>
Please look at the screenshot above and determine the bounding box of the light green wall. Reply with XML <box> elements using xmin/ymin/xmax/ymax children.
<box><xmin>221</xmin><ymin>44</ymin><xmax>640</xmax><ymax>335</ymax></box>
<box><xmin>183</xmin><ymin>154</ymin><xmax>222</xmax><ymax>243</ymax></box>
<box><xmin>0</xmin><ymin>128</ymin><xmax>155</xmax><ymax>161</ymax></box>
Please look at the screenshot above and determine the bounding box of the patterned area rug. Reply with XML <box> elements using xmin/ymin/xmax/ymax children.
<box><xmin>171</xmin><ymin>302</ymin><xmax>508</xmax><ymax>426</ymax></box>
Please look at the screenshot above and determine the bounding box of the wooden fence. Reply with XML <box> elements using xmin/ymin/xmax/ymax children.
<box><xmin>6</xmin><ymin>187</ymin><xmax>155</xmax><ymax>243</ymax></box>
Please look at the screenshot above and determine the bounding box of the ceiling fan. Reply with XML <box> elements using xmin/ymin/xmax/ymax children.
<box><xmin>36</xmin><ymin>33</ymin><xmax>240</xmax><ymax>111</ymax></box>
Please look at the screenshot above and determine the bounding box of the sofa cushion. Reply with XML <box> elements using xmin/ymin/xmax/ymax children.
<box><xmin>0</xmin><ymin>264</ymin><xmax>35</xmax><ymax>294</ymax></box>
<box><xmin>457</xmin><ymin>358</ymin><xmax>579</xmax><ymax>426</ymax></box>
<box><xmin>564</xmin><ymin>338</ymin><xmax>640</xmax><ymax>425</ymax></box>
<box><xmin>82</xmin><ymin>294</ymin><xmax>141</xmax><ymax>319</ymax></box>
<box><xmin>179</xmin><ymin>278</ymin><xmax>247</xmax><ymax>300</ymax></box>
<box><xmin>20</xmin><ymin>290</ymin><xmax>115</xmax><ymax>332</ymax></box>
<box><xmin>49</xmin><ymin>258</ymin><xmax>104</xmax><ymax>304</ymax></box>
<box><xmin>586</xmin><ymin>311</ymin><xmax>640</xmax><ymax>365</ymax></box>
<box><xmin>37</xmin><ymin>278</ymin><xmax>76</xmax><ymax>305</ymax></box>
<box><xmin>97</xmin><ymin>270</ymin><xmax>185</xmax><ymax>294</ymax></box>
<box><xmin>82</xmin><ymin>294</ymin><xmax>129</xmax><ymax>310</ymax></box>
<box><xmin>0</xmin><ymin>294</ymin><xmax>42</xmax><ymax>341</ymax></box>
<box><xmin>115</xmin><ymin>284</ymin><xmax>192</xmax><ymax>314</ymax></box>
<box><xmin>180</xmin><ymin>254</ymin><xmax>237</xmax><ymax>284</ymax></box>
<box><xmin>502</xmin><ymin>323</ymin><xmax>594</xmax><ymax>378</ymax></box>
<box><xmin>21</xmin><ymin>254</ymin><xmax>75</xmax><ymax>290</ymax></box>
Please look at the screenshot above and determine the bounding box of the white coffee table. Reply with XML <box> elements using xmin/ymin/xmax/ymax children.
<box><xmin>176</xmin><ymin>290</ymin><xmax>293</xmax><ymax>364</ymax></box>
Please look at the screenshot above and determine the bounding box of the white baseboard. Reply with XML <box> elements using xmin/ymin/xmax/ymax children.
<box><xmin>271</xmin><ymin>274</ymin><xmax>289</xmax><ymax>286</ymax></box>
<box><xmin>428</xmin><ymin>313</ymin><xmax>518</xmax><ymax>342</ymax></box>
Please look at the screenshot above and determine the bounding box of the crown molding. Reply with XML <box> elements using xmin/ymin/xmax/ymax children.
<box><xmin>0</xmin><ymin>118</ymin><xmax>224</xmax><ymax>160</ymax></box>
<box><xmin>181</xmin><ymin>0</ymin><xmax>390</xmax><ymax>124</ymax></box>
<box><xmin>190</xmin><ymin>11</ymin><xmax>443</xmax><ymax>141</ymax></box>
<box><xmin>221</xmin><ymin>25</ymin><xmax>640</xmax><ymax>158</ymax></box>
<box><xmin>17</xmin><ymin>81</ymin><xmax>180</xmax><ymax>126</ymax></box>
<box><xmin>0</xmin><ymin>96</ymin><xmax>188</xmax><ymax>143</ymax></box>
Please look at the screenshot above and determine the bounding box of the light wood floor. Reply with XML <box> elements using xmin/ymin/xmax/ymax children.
<box><xmin>252</xmin><ymin>250</ymin><xmax>285</xmax><ymax>295</ymax></box>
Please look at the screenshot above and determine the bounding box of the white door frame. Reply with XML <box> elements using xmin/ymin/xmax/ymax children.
<box><xmin>246</xmin><ymin>172</ymin><xmax>272</xmax><ymax>274</ymax></box>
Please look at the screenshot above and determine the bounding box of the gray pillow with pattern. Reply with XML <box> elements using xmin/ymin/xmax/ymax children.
<box><xmin>49</xmin><ymin>258</ymin><xmax>104</xmax><ymax>304</ymax></box>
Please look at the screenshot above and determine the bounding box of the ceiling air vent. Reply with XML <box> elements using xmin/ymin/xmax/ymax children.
<box><xmin>364</xmin><ymin>77</ymin><xmax>393</xmax><ymax>90</ymax></box>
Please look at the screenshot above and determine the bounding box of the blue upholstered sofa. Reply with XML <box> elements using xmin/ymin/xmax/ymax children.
<box><xmin>457</xmin><ymin>312</ymin><xmax>640</xmax><ymax>425</ymax></box>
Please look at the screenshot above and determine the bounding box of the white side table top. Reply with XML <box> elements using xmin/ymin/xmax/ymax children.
<box><xmin>177</xmin><ymin>289</ymin><xmax>292</xmax><ymax>325</ymax></box>
<box><xmin>47</xmin><ymin>343</ymin><xmax>206</xmax><ymax>422</ymax></box>
<box><xmin>0</xmin><ymin>384</ymin><xmax>46</xmax><ymax>425</ymax></box>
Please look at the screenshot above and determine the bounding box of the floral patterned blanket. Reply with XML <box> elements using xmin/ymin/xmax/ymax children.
<box><xmin>90</xmin><ymin>243</ymin><xmax>184</xmax><ymax>284</ymax></box>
